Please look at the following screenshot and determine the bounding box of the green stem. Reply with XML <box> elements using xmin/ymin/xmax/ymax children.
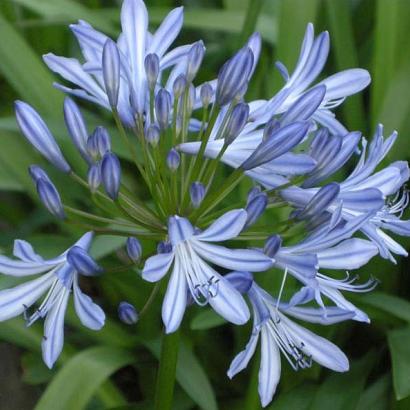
<box><xmin>154</xmin><ymin>331</ymin><xmax>180</xmax><ymax>410</ymax></box>
<box><xmin>238</xmin><ymin>0</ymin><xmax>265</xmax><ymax>45</ymax></box>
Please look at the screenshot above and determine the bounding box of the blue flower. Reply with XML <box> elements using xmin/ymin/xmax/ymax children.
<box><xmin>270</xmin><ymin>213</ymin><xmax>379</xmax><ymax>322</ymax></box>
<box><xmin>0</xmin><ymin>232</ymin><xmax>105</xmax><ymax>368</ymax></box>
<box><xmin>282</xmin><ymin>125</ymin><xmax>410</xmax><ymax>261</ymax></box>
<box><xmin>227</xmin><ymin>278</ymin><xmax>349</xmax><ymax>407</ymax></box>
<box><xmin>43</xmin><ymin>0</ymin><xmax>190</xmax><ymax>125</ymax></box>
<box><xmin>142</xmin><ymin>209</ymin><xmax>272</xmax><ymax>333</ymax></box>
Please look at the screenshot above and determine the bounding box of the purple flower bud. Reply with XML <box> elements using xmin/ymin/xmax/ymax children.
<box><xmin>64</xmin><ymin>98</ymin><xmax>91</xmax><ymax>163</ymax></box>
<box><xmin>245</xmin><ymin>192</ymin><xmax>267</xmax><ymax>227</ymax></box>
<box><xmin>155</xmin><ymin>89</ymin><xmax>171</xmax><ymax>130</ymax></box>
<box><xmin>215</xmin><ymin>47</ymin><xmax>254</xmax><ymax>106</ymax></box>
<box><xmin>15</xmin><ymin>101</ymin><xmax>71</xmax><ymax>173</ymax></box>
<box><xmin>145</xmin><ymin>53</ymin><xmax>160</xmax><ymax>90</ymax></box>
<box><xmin>298</xmin><ymin>182</ymin><xmax>340</xmax><ymax>220</ymax></box>
<box><xmin>36</xmin><ymin>178</ymin><xmax>65</xmax><ymax>219</ymax></box>
<box><xmin>190</xmin><ymin>182</ymin><xmax>205</xmax><ymax>208</ymax></box>
<box><xmin>101</xmin><ymin>152</ymin><xmax>121</xmax><ymax>200</ymax></box>
<box><xmin>102</xmin><ymin>39</ymin><xmax>120</xmax><ymax>108</ymax></box>
<box><xmin>87</xmin><ymin>127</ymin><xmax>111</xmax><ymax>160</ymax></box>
<box><xmin>29</xmin><ymin>165</ymin><xmax>52</xmax><ymax>184</ymax></box>
<box><xmin>264</xmin><ymin>235</ymin><xmax>282</xmax><ymax>258</ymax></box>
<box><xmin>262</xmin><ymin>118</ymin><xmax>281</xmax><ymax>141</ymax></box>
<box><xmin>225</xmin><ymin>271</ymin><xmax>254</xmax><ymax>293</ymax></box>
<box><xmin>145</xmin><ymin>124</ymin><xmax>160</xmax><ymax>146</ymax></box>
<box><xmin>224</xmin><ymin>103</ymin><xmax>249</xmax><ymax>145</ymax></box>
<box><xmin>200</xmin><ymin>82</ymin><xmax>214</xmax><ymax>107</ymax></box>
<box><xmin>157</xmin><ymin>240</ymin><xmax>172</xmax><ymax>254</ymax></box>
<box><xmin>247</xmin><ymin>186</ymin><xmax>262</xmax><ymax>204</ymax></box>
<box><xmin>173</xmin><ymin>74</ymin><xmax>187</xmax><ymax>99</ymax></box>
<box><xmin>166</xmin><ymin>148</ymin><xmax>180</xmax><ymax>171</ymax></box>
<box><xmin>186</xmin><ymin>41</ymin><xmax>205</xmax><ymax>82</ymax></box>
<box><xmin>126</xmin><ymin>237</ymin><xmax>142</xmax><ymax>263</ymax></box>
<box><xmin>118</xmin><ymin>301</ymin><xmax>138</xmax><ymax>325</ymax></box>
<box><xmin>241</xmin><ymin>121</ymin><xmax>310</xmax><ymax>170</ymax></box>
<box><xmin>67</xmin><ymin>246</ymin><xmax>102</xmax><ymax>276</ymax></box>
<box><xmin>87</xmin><ymin>163</ymin><xmax>101</xmax><ymax>193</ymax></box>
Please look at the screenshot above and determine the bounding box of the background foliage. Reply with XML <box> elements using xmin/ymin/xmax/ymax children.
<box><xmin>0</xmin><ymin>0</ymin><xmax>410</xmax><ymax>409</ymax></box>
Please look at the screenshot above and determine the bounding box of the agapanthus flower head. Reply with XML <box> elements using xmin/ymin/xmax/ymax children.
<box><xmin>0</xmin><ymin>232</ymin><xmax>104</xmax><ymax>368</ymax></box>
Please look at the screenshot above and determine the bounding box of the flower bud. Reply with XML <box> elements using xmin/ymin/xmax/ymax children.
<box><xmin>224</xmin><ymin>102</ymin><xmax>249</xmax><ymax>145</ymax></box>
<box><xmin>144</xmin><ymin>53</ymin><xmax>160</xmax><ymax>90</ymax></box>
<box><xmin>298</xmin><ymin>183</ymin><xmax>340</xmax><ymax>220</ymax></box>
<box><xmin>87</xmin><ymin>127</ymin><xmax>111</xmax><ymax>160</ymax></box>
<box><xmin>118</xmin><ymin>302</ymin><xmax>138</xmax><ymax>325</ymax></box>
<box><xmin>245</xmin><ymin>192</ymin><xmax>267</xmax><ymax>227</ymax></box>
<box><xmin>64</xmin><ymin>97</ymin><xmax>91</xmax><ymax>163</ymax></box>
<box><xmin>262</xmin><ymin>118</ymin><xmax>281</xmax><ymax>141</ymax></box>
<box><xmin>200</xmin><ymin>83</ymin><xmax>214</xmax><ymax>107</ymax></box>
<box><xmin>264</xmin><ymin>235</ymin><xmax>282</xmax><ymax>258</ymax></box>
<box><xmin>67</xmin><ymin>246</ymin><xmax>103</xmax><ymax>276</ymax></box>
<box><xmin>241</xmin><ymin>121</ymin><xmax>310</xmax><ymax>170</ymax></box>
<box><xmin>87</xmin><ymin>163</ymin><xmax>101</xmax><ymax>193</ymax></box>
<box><xmin>157</xmin><ymin>240</ymin><xmax>172</xmax><ymax>254</ymax></box>
<box><xmin>215</xmin><ymin>47</ymin><xmax>254</xmax><ymax>106</ymax></box>
<box><xmin>145</xmin><ymin>124</ymin><xmax>160</xmax><ymax>147</ymax></box>
<box><xmin>225</xmin><ymin>271</ymin><xmax>254</xmax><ymax>293</ymax></box>
<box><xmin>247</xmin><ymin>186</ymin><xmax>262</xmax><ymax>204</ymax></box>
<box><xmin>29</xmin><ymin>165</ymin><xmax>51</xmax><ymax>184</ymax></box>
<box><xmin>190</xmin><ymin>182</ymin><xmax>205</xmax><ymax>208</ymax></box>
<box><xmin>126</xmin><ymin>237</ymin><xmax>142</xmax><ymax>263</ymax></box>
<box><xmin>102</xmin><ymin>39</ymin><xmax>120</xmax><ymax>108</ymax></box>
<box><xmin>186</xmin><ymin>41</ymin><xmax>205</xmax><ymax>82</ymax></box>
<box><xmin>155</xmin><ymin>89</ymin><xmax>171</xmax><ymax>130</ymax></box>
<box><xmin>101</xmin><ymin>152</ymin><xmax>121</xmax><ymax>200</ymax></box>
<box><xmin>166</xmin><ymin>148</ymin><xmax>180</xmax><ymax>171</ymax></box>
<box><xmin>173</xmin><ymin>74</ymin><xmax>187</xmax><ymax>99</ymax></box>
<box><xmin>15</xmin><ymin>101</ymin><xmax>71</xmax><ymax>173</ymax></box>
<box><xmin>36</xmin><ymin>178</ymin><xmax>65</xmax><ymax>219</ymax></box>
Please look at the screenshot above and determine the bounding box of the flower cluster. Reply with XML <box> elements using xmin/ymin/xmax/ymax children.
<box><xmin>0</xmin><ymin>0</ymin><xmax>409</xmax><ymax>406</ymax></box>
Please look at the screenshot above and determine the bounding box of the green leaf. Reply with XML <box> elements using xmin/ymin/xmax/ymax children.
<box><xmin>146</xmin><ymin>338</ymin><xmax>218</xmax><ymax>410</ymax></box>
<box><xmin>13</xmin><ymin>0</ymin><xmax>117</xmax><ymax>35</ymax></box>
<box><xmin>388</xmin><ymin>326</ymin><xmax>410</xmax><ymax>400</ymax></box>
<box><xmin>270</xmin><ymin>0</ymin><xmax>319</xmax><ymax>93</ymax></box>
<box><xmin>268</xmin><ymin>384</ymin><xmax>316</xmax><ymax>410</ymax></box>
<box><xmin>190</xmin><ymin>309</ymin><xmax>226</xmax><ymax>330</ymax></box>
<box><xmin>325</xmin><ymin>0</ymin><xmax>367</xmax><ymax>131</ymax></box>
<box><xmin>357</xmin><ymin>374</ymin><xmax>391</xmax><ymax>410</ymax></box>
<box><xmin>308</xmin><ymin>351</ymin><xmax>376</xmax><ymax>410</ymax></box>
<box><xmin>34</xmin><ymin>346</ymin><xmax>134</xmax><ymax>410</ymax></box>
<box><xmin>90</xmin><ymin>235</ymin><xmax>127</xmax><ymax>259</ymax></box>
<box><xmin>0</xmin><ymin>12</ymin><xmax>63</xmax><ymax>117</ymax></box>
<box><xmin>358</xmin><ymin>291</ymin><xmax>410</xmax><ymax>323</ymax></box>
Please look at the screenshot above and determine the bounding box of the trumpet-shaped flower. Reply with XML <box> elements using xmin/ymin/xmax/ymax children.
<box><xmin>227</xmin><ymin>277</ymin><xmax>349</xmax><ymax>407</ymax></box>
<box><xmin>142</xmin><ymin>209</ymin><xmax>272</xmax><ymax>333</ymax></box>
<box><xmin>0</xmin><ymin>232</ymin><xmax>104</xmax><ymax>368</ymax></box>
<box><xmin>44</xmin><ymin>0</ymin><xmax>188</xmax><ymax>125</ymax></box>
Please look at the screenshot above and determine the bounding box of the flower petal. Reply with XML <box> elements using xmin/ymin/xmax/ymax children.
<box><xmin>13</xmin><ymin>240</ymin><xmax>43</xmax><ymax>262</ymax></box>
<box><xmin>281</xmin><ymin>314</ymin><xmax>349</xmax><ymax>372</ymax></box>
<box><xmin>259</xmin><ymin>327</ymin><xmax>281</xmax><ymax>407</ymax></box>
<box><xmin>168</xmin><ymin>216</ymin><xmax>195</xmax><ymax>245</ymax></box>
<box><xmin>317</xmin><ymin>238</ymin><xmax>378</xmax><ymax>270</ymax></box>
<box><xmin>227</xmin><ymin>331</ymin><xmax>259</xmax><ymax>378</ymax></box>
<box><xmin>42</xmin><ymin>288</ymin><xmax>70</xmax><ymax>368</ymax></box>
<box><xmin>142</xmin><ymin>252</ymin><xmax>174</xmax><ymax>282</ymax></box>
<box><xmin>195</xmin><ymin>209</ymin><xmax>247</xmax><ymax>242</ymax></box>
<box><xmin>162</xmin><ymin>256</ymin><xmax>187</xmax><ymax>333</ymax></box>
<box><xmin>0</xmin><ymin>272</ymin><xmax>55</xmax><ymax>321</ymax></box>
<box><xmin>191</xmin><ymin>241</ymin><xmax>272</xmax><ymax>272</ymax></box>
<box><xmin>73</xmin><ymin>275</ymin><xmax>105</xmax><ymax>330</ymax></box>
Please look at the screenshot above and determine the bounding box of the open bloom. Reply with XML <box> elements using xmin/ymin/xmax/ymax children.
<box><xmin>282</xmin><ymin>125</ymin><xmax>410</xmax><ymax>261</ymax></box>
<box><xmin>44</xmin><ymin>0</ymin><xmax>188</xmax><ymax>125</ymax></box>
<box><xmin>0</xmin><ymin>232</ymin><xmax>104</xmax><ymax>368</ymax></box>
<box><xmin>227</xmin><ymin>275</ymin><xmax>349</xmax><ymax>407</ymax></box>
<box><xmin>142</xmin><ymin>209</ymin><xmax>272</xmax><ymax>333</ymax></box>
